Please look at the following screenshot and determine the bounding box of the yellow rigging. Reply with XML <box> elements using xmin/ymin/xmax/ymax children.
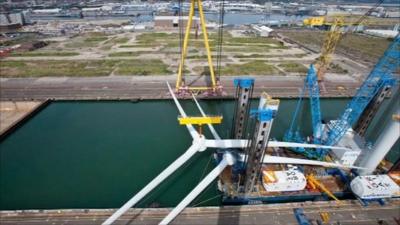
<box><xmin>176</xmin><ymin>0</ymin><xmax>218</xmax><ymax>92</ymax></box>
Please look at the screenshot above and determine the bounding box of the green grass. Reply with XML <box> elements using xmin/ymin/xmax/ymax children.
<box><xmin>194</xmin><ymin>61</ymin><xmax>280</xmax><ymax>76</ymax></box>
<box><xmin>99</xmin><ymin>44</ymin><xmax>113</xmax><ymax>51</ymax></box>
<box><xmin>282</xmin><ymin>30</ymin><xmax>391</xmax><ymax>63</ymax></box>
<box><xmin>108</xmin><ymin>51</ymin><xmax>141</xmax><ymax>57</ymax></box>
<box><xmin>328</xmin><ymin>63</ymin><xmax>348</xmax><ymax>74</ymax></box>
<box><xmin>186</xmin><ymin>54</ymin><xmax>227</xmax><ymax>59</ymax></box>
<box><xmin>115</xmin><ymin>59</ymin><xmax>171</xmax><ymax>75</ymax></box>
<box><xmin>216</xmin><ymin>44</ymin><xmax>287</xmax><ymax>52</ymax></box>
<box><xmin>234</xmin><ymin>54</ymin><xmax>269</xmax><ymax>58</ymax></box>
<box><xmin>0</xmin><ymin>60</ymin><xmax>116</xmax><ymax>77</ymax></box>
<box><xmin>10</xmin><ymin>51</ymin><xmax>79</xmax><ymax>57</ymax></box>
<box><xmin>225</xmin><ymin>36</ymin><xmax>282</xmax><ymax>45</ymax></box>
<box><xmin>65</xmin><ymin>33</ymin><xmax>109</xmax><ymax>48</ymax></box>
<box><xmin>84</xmin><ymin>36</ymin><xmax>109</xmax><ymax>43</ymax></box>
<box><xmin>0</xmin><ymin>59</ymin><xmax>173</xmax><ymax>77</ymax></box>
<box><xmin>134</xmin><ymin>32</ymin><xmax>286</xmax><ymax>55</ymax></box>
<box><xmin>234</xmin><ymin>53</ymin><xmax>307</xmax><ymax>59</ymax></box>
<box><xmin>278</xmin><ymin>62</ymin><xmax>308</xmax><ymax>73</ymax></box>
<box><xmin>104</xmin><ymin>36</ymin><xmax>130</xmax><ymax>45</ymax></box>
<box><xmin>119</xmin><ymin>44</ymin><xmax>156</xmax><ymax>48</ymax></box>
<box><xmin>114</xmin><ymin>37</ymin><xmax>130</xmax><ymax>44</ymax></box>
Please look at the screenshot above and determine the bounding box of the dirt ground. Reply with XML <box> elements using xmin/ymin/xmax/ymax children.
<box><xmin>0</xmin><ymin>101</ymin><xmax>42</xmax><ymax>133</ymax></box>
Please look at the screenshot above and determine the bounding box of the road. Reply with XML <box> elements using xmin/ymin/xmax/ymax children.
<box><xmin>1</xmin><ymin>200</ymin><xmax>399</xmax><ymax>225</ymax></box>
<box><xmin>0</xmin><ymin>75</ymin><xmax>361</xmax><ymax>101</ymax></box>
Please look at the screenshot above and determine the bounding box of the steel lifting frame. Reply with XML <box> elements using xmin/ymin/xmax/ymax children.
<box><xmin>175</xmin><ymin>0</ymin><xmax>218</xmax><ymax>92</ymax></box>
<box><xmin>243</xmin><ymin>93</ymin><xmax>279</xmax><ymax>193</ymax></box>
<box><xmin>231</xmin><ymin>78</ymin><xmax>254</xmax><ymax>139</ymax></box>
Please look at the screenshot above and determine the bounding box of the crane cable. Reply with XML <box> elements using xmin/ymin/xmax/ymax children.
<box><xmin>178</xmin><ymin>0</ymin><xmax>184</xmax><ymax>79</ymax></box>
<box><xmin>216</xmin><ymin>0</ymin><xmax>225</xmax><ymax>80</ymax></box>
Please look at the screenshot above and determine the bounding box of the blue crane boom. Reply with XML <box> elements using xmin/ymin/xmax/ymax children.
<box><xmin>323</xmin><ymin>34</ymin><xmax>399</xmax><ymax>146</ymax></box>
<box><xmin>306</xmin><ymin>65</ymin><xmax>325</xmax><ymax>158</ymax></box>
<box><xmin>306</xmin><ymin>65</ymin><xmax>323</xmax><ymax>144</ymax></box>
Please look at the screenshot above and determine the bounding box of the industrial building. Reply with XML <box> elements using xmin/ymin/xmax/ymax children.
<box><xmin>154</xmin><ymin>16</ymin><xmax>200</xmax><ymax>29</ymax></box>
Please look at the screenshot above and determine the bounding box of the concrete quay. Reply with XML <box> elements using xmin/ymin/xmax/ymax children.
<box><xmin>1</xmin><ymin>199</ymin><xmax>399</xmax><ymax>225</ymax></box>
<box><xmin>0</xmin><ymin>76</ymin><xmax>361</xmax><ymax>101</ymax></box>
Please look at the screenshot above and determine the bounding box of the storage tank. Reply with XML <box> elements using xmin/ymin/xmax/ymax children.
<box><xmin>350</xmin><ymin>175</ymin><xmax>400</xmax><ymax>199</ymax></box>
<box><xmin>262</xmin><ymin>169</ymin><xmax>307</xmax><ymax>192</ymax></box>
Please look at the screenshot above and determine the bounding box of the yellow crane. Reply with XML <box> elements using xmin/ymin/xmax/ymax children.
<box><xmin>315</xmin><ymin>16</ymin><xmax>344</xmax><ymax>81</ymax></box>
<box><xmin>175</xmin><ymin>0</ymin><xmax>218</xmax><ymax>93</ymax></box>
<box><xmin>306</xmin><ymin>0</ymin><xmax>385</xmax><ymax>82</ymax></box>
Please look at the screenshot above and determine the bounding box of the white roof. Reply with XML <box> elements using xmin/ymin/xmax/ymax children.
<box><xmin>252</xmin><ymin>25</ymin><xmax>273</xmax><ymax>33</ymax></box>
<box><xmin>364</xmin><ymin>29</ymin><xmax>399</xmax><ymax>38</ymax></box>
<box><xmin>82</xmin><ymin>7</ymin><xmax>102</xmax><ymax>12</ymax></box>
<box><xmin>33</xmin><ymin>9</ymin><xmax>61</xmax><ymax>13</ymax></box>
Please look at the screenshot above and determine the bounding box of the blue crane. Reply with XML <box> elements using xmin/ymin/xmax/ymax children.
<box><xmin>306</xmin><ymin>64</ymin><xmax>323</xmax><ymax>145</ymax></box>
<box><xmin>306</xmin><ymin>65</ymin><xmax>325</xmax><ymax>158</ymax></box>
<box><xmin>323</xmin><ymin>34</ymin><xmax>399</xmax><ymax>146</ymax></box>
<box><xmin>284</xmin><ymin>64</ymin><xmax>324</xmax><ymax>159</ymax></box>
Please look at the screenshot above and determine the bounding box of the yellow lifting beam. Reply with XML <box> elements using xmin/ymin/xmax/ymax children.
<box><xmin>176</xmin><ymin>0</ymin><xmax>217</xmax><ymax>92</ymax></box>
<box><xmin>178</xmin><ymin>116</ymin><xmax>222</xmax><ymax>125</ymax></box>
<box><xmin>178</xmin><ymin>116</ymin><xmax>222</xmax><ymax>135</ymax></box>
<box><xmin>307</xmin><ymin>174</ymin><xmax>342</xmax><ymax>204</ymax></box>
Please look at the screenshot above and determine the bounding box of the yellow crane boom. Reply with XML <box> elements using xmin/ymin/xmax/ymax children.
<box><xmin>316</xmin><ymin>17</ymin><xmax>344</xmax><ymax>81</ymax></box>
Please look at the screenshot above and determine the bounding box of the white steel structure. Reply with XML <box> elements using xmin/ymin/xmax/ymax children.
<box><xmin>359</xmin><ymin>104</ymin><xmax>400</xmax><ymax>175</ymax></box>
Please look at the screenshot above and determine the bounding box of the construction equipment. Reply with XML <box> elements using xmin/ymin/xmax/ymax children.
<box><xmin>178</xmin><ymin>116</ymin><xmax>222</xmax><ymax>135</ymax></box>
<box><xmin>103</xmin><ymin>82</ymin><xmax>366</xmax><ymax>225</ymax></box>
<box><xmin>307</xmin><ymin>174</ymin><xmax>342</xmax><ymax>204</ymax></box>
<box><xmin>293</xmin><ymin>208</ymin><xmax>312</xmax><ymax>225</ymax></box>
<box><xmin>303</xmin><ymin>16</ymin><xmax>325</xmax><ymax>27</ymax></box>
<box><xmin>175</xmin><ymin>0</ymin><xmax>221</xmax><ymax>94</ymax></box>
<box><xmin>311</xmin><ymin>0</ymin><xmax>385</xmax><ymax>82</ymax></box>
<box><xmin>231</xmin><ymin>78</ymin><xmax>254</xmax><ymax>139</ymax></box>
<box><xmin>306</xmin><ymin>65</ymin><xmax>323</xmax><ymax>149</ymax></box>
<box><xmin>323</xmin><ymin>35</ymin><xmax>399</xmax><ymax>147</ymax></box>
<box><xmin>243</xmin><ymin>92</ymin><xmax>279</xmax><ymax>193</ymax></box>
<box><xmin>315</xmin><ymin>16</ymin><xmax>344</xmax><ymax>81</ymax></box>
<box><xmin>284</xmin><ymin>65</ymin><xmax>324</xmax><ymax>159</ymax></box>
<box><xmin>320</xmin><ymin>212</ymin><xmax>330</xmax><ymax>223</ymax></box>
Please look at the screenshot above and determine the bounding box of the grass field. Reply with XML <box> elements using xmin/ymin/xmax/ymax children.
<box><xmin>0</xmin><ymin>59</ymin><xmax>171</xmax><ymax>77</ymax></box>
<box><xmin>135</xmin><ymin>32</ymin><xmax>286</xmax><ymax>51</ymax></box>
<box><xmin>4</xmin><ymin>31</ymin><xmax>315</xmax><ymax>77</ymax></box>
<box><xmin>194</xmin><ymin>61</ymin><xmax>281</xmax><ymax>76</ymax></box>
<box><xmin>116</xmin><ymin>59</ymin><xmax>171</xmax><ymax>75</ymax></box>
<box><xmin>108</xmin><ymin>51</ymin><xmax>141</xmax><ymax>57</ymax></box>
<box><xmin>65</xmin><ymin>33</ymin><xmax>111</xmax><ymax>48</ymax></box>
<box><xmin>10</xmin><ymin>51</ymin><xmax>80</xmax><ymax>57</ymax></box>
<box><xmin>278</xmin><ymin>62</ymin><xmax>308</xmax><ymax>74</ymax></box>
<box><xmin>0</xmin><ymin>60</ymin><xmax>114</xmax><ymax>77</ymax></box>
<box><xmin>282</xmin><ymin>30</ymin><xmax>391</xmax><ymax>63</ymax></box>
